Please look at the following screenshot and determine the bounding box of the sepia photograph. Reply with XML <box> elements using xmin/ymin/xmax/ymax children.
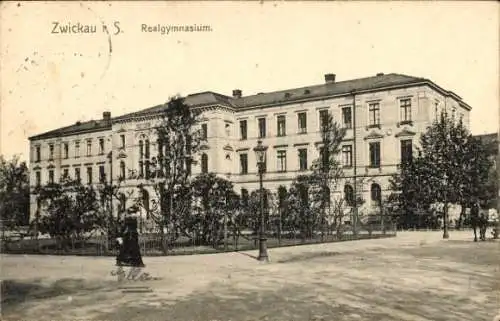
<box><xmin>0</xmin><ymin>1</ymin><xmax>499</xmax><ymax>320</ymax></box>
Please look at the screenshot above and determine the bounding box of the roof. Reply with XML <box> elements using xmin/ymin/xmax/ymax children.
<box><xmin>29</xmin><ymin>73</ymin><xmax>473</xmax><ymax>141</ymax></box>
<box><xmin>29</xmin><ymin>119</ymin><xmax>111</xmax><ymax>141</ymax></box>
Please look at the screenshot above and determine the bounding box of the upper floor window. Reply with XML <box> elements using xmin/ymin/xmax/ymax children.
<box><xmin>369</xmin><ymin>142</ymin><xmax>381</xmax><ymax>168</ymax></box>
<box><xmin>298</xmin><ymin>112</ymin><xmax>307</xmax><ymax>134</ymax></box>
<box><xmin>35</xmin><ymin>171</ymin><xmax>41</xmax><ymax>187</ymax></box>
<box><xmin>319</xmin><ymin>147</ymin><xmax>329</xmax><ymax>170</ymax></box>
<box><xmin>63</xmin><ymin>143</ymin><xmax>69</xmax><ymax>159</ymax></box>
<box><xmin>86</xmin><ymin>140</ymin><xmax>92</xmax><ymax>157</ymax></box>
<box><xmin>225</xmin><ymin>123</ymin><xmax>230</xmax><ymax>137</ymax></box>
<box><xmin>368</xmin><ymin>103</ymin><xmax>380</xmax><ymax>127</ymax></box>
<box><xmin>258</xmin><ymin>118</ymin><xmax>266</xmax><ymax>138</ymax></box>
<box><xmin>277</xmin><ymin>115</ymin><xmax>286</xmax><ymax>137</ymax></box>
<box><xmin>201</xmin><ymin>123</ymin><xmax>208</xmax><ymax>140</ymax></box>
<box><xmin>99</xmin><ymin>138</ymin><xmax>104</xmax><ymax>155</ymax></box>
<box><xmin>240</xmin><ymin>153</ymin><xmax>248</xmax><ymax>174</ymax></box>
<box><xmin>277</xmin><ymin>150</ymin><xmax>287</xmax><ymax>172</ymax></box>
<box><xmin>342</xmin><ymin>145</ymin><xmax>353</xmax><ymax>167</ymax></box>
<box><xmin>35</xmin><ymin>145</ymin><xmax>41</xmax><ymax>162</ymax></box>
<box><xmin>120</xmin><ymin>134</ymin><xmax>125</xmax><ymax>149</ymax></box>
<box><xmin>342</xmin><ymin>107</ymin><xmax>352</xmax><ymax>129</ymax></box>
<box><xmin>400</xmin><ymin>139</ymin><xmax>413</xmax><ymax>164</ymax></box>
<box><xmin>298</xmin><ymin>148</ymin><xmax>308</xmax><ymax>171</ymax></box>
<box><xmin>75</xmin><ymin>141</ymin><xmax>80</xmax><ymax>158</ymax></box>
<box><xmin>400</xmin><ymin>98</ymin><xmax>412</xmax><ymax>123</ymax></box>
<box><xmin>139</xmin><ymin>140</ymin><xmax>144</xmax><ymax>159</ymax></box>
<box><xmin>319</xmin><ymin>110</ymin><xmax>329</xmax><ymax>130</ymax></box>
<box><xmin>145</xmin><ymin>140</ymin><xmax>150</xmax><ymax>159</ymax></box>
<box><xmin>239</xmin><ymin>120</ymin><xmax>247</xmax><ymax>140</ymax></box>
<box><xmin>62</xmin><ymin>168</ymin><xmax>69</xmax><ymax>180</ymax></box>
<box><xmin>48</xmin><ymin>144</ymin><xmax>54</xmax><ymax>160</ymax></box>
<box><xmin>48</xmin><ymin>170</ymin><xmax>54</xmax><ymax>184</ymax></box>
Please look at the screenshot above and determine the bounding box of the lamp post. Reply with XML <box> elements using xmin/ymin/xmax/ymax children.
<box><xmin>253</xmin><ymin>140</ymin><xmax>269</xmax><ymax>262</ymax></box>
<box><xmin>443</xmin><ymin>173</ymin><xmax>449</xmax><ymax>239</ymax></box>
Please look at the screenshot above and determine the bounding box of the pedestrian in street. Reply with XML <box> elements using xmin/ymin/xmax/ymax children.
<box><xmin>116</xmin><ymin>208</ymin><xmax>145</xmax><ymax>267</ymax></box>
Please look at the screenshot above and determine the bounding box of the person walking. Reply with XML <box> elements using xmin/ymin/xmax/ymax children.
<box><xmin>116</xmin><ymin>209</ymin><xmax>145</xmax><ymax>267</ymax></box>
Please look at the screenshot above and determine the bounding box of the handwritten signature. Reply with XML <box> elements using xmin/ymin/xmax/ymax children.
<box><xmin>110</xmin><ymin>266</ymin><xmax>153</xmax><ymax>282</ymax></box>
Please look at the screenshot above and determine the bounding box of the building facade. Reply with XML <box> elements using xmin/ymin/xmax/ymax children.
<box><xmin>28</xmin><ymin>73</ymin><xmax>472</xmax><ymax>222</ymax></box>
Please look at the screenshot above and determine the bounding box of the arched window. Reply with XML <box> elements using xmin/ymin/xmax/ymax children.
<box><xmin>120</xmin><ymin>161</ymin><xmax>126</xmax><ymax>180</ymax></box>
<box><xmin>344</xmin><ymin>185</ymin><xmax>354</xmax><ymax>206</ymax></box>
<box><xmin>145</xmin><ymin>139</ymin><xmax>150</xmax><ymax>159</ymax></box>
<box><xmin>201</xmin><ymin>153</ymin><xmax>208</xmax><ymax>173</ymax></box>
<box><xmin>142</xmin><ymin>189</ymin><xmax>150</xmax><ymax>219</ymax></box>
<box><xmin>139</xmin><ymin>140</ymin><xmax>144</xmax><ymax>158</ymax></box>
<box><xmin>371</xmin><ymin>183</ymin><xmax>381</xmax><ymax>206</ymax></box>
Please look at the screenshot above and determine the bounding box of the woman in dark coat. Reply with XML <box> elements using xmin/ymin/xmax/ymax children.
<box><xmin>116</xmin><ymin>214</ymin><xmax>145</xmax><ymax>267</ymax></box>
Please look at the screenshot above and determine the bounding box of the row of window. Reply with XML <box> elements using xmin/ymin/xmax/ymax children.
<box><xmin>238</xmin><ymin>183</ymin><xmax>383</xmax><ymax>208</ymax></box>
<box><xmin>232</xmin><ymin>139</ymin><xmax>413</xmax><ymax>174</ymax></box>
<box><xmin>34</xmin><ymin>135</ymin><xmax>127</xmax><ymax>162</ymax></box>
<box><xmin>233</xmin><ymin>98</ymin><xmax>413</xmax><ymax>140</ymax></box>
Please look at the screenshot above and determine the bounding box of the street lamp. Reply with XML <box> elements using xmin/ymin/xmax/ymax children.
<box><xmin>442</xmin><ymin>173</ymin><xmax>450</xmax><ymax>239</ymax></box>
<box><xmin>253</xmin><ymin>140</ymin><xmax>269</xmax><ymax>262</ymax></box>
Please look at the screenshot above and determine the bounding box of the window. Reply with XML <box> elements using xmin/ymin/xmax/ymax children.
<box><xmin>201</xmin><ymin>153</ymin><xmax>208</xmax><ymax>173</ymax></box>
<box><xmin>63</xmin><ymin>143</ymin><xmax>69</xmax><ymax>159</ymax></box>
<box><xmin>35</xmin><ymin>146</ymin><xmax>41</xmax><ymax>162</ymax></box>
<box><xmin>201</xmin><ymin>123</ymin><xmax>208</xmax><ymax>140</ymax></box>
<box><xmin>48</xmin><ymin>170</ymin><xmax>54</xmax><ymax>184</ymax></box>
<box><xmin>99</xmin><ymin>138</ymin><xmax>104</xmax><ymax>155</ymax></box>
<box><xmin>298</xmin><ymin>148</ymin><xmax>308</xmax><ymax>171</ymax></box>
<box><xmin>277</xmin><ymin>150</ymin><xmax>287</xmax><ymax>172</ymax></box>
<box><xmin>63</xmin><ymin>168</ymin><xmax>69</xmax><ymax>179</ymax></box>
<box><xmin>342</xmin><ymin>107</ymin><xmax>352</xmax><ymax>129</ymax></box>
<box><xmin>225</xmin><ymin>123</ymin><xmax>230</xmax><ymax>137</ymax></box>
<box><xmin>145</xmin><ymin>140</ymin><xmax>150</xmax><ymax>159</ymax></box>
<box><xmin>120</xmin><ymin>134</ymin><xmax>125</xmax><ymax>149</ymax></box>
<box><xmin>75</xmin><ymin>141</ymin><xmax>80</xmax><ymax>158</ymax></box>
<box><xmin>371</xmin><ymin>183</ymin><xmax>382</xmax><ymax>206</ymax></box>
<box><xmin>35</xmin><ymin>171</ymin><xmax>41</xmax><ymax>187</ymax></box>
<box><xmin>239</xmin><ymin>120</ymin><xmax>247</xmax><ymax>140</ymax></box>
<box><xmin>369</xmin><ymin>103</ymin><xmax>380</xmax><ymax>127</ymax></box>
<box><xmin>86</xmin><ymin>140</ymin><xmax>92</xmax><ymax>157</ymax></box>
<box><xmin>241</xmin><ymin>188</ymin><xmax>249</xmax><ymax>207</ymax></box>
<box><xmin>319</xmin><ymin>110</ymin><xmax>329</xmax><ymax>130</ymax></box>
<box><xmin>400</xmin><ymin>99</ymin><xmax>412</xmax><ymax>123</ymax></box>
<box><xmin>86</xmin><ymin>167</ymin><xmax>92</xmax><ymax>184</ymax></box>
<box><xmin>120</xmin><ymin>161</ymin><xmax>126</xmax><ymax>180</ymax></box>
<box><xmin>139</xmin><ymin>140</ymin><xmax>144</xmax><ymax>158</ymax></box>
<box><xmin>434</xmin><ymin>101</ymin><xmax>439</xmax><ymax>120</ymax></box>
<box><xmin>75</xmin><ymin>168</ymin><xmax>81</xmax><ymax>182</ymax></box>
<box><xmin>258</xmin><ymin>118</ymin><xmax>266</xmax><ymax>138</ymax></box>
<box><xmin>400</xmin><ymin>139</ymin><xmax>413</xmax><ymax>164</ymax></box>
<box><xmin>185</xmin><ymin>158</ymin><xmax>192</xmax><ymax>176</ymax></box>
<box><xmin>48</xmin><ymin>144</ymin><xmax>54</xmax><ymax>160</ymax></box>
<box><xmin>277</xmin><ymin>115</ymin><xmax>286</xmax><ymax>137</ymax></box>
<box><xmin>344</xmin><ymin>185</ymin><xmax>355</xmax><ymax>206</ymax></box>
<box><xmin>342</xmin><ymin>145</ymin><xmax>353</xmax><ymax>167</ymax></box>
<box><xmin>369</xmin><ymin>142</ymin><xmax>381</xmax><ymax>168</ymax></box>
<box><xmin>240</xmin><ymin>153</ymin><xmax>248</xmax><ymax>174</ymax></box>
<box><xmin>99</xmin><ymin>165</ymin><xmax>105</xmax><ymax>183</ymax></box>
<box><xmin>298</xmin><ymin>112</ymin><xmax>307</xmax><ymax>134</ymax></box>
<box><xmin>319</xmin><ymin>147</ymin><xmax>329</xmax><ymax>169</ymax></box>
<box><xmin>452</xmin><ymin>107</ymin><xmax>456</xmax><ymax>119</ymax></box>
<box><xmin>145</xmin><ymin>160</ymin><xmax>150</xmax><ymax>179</ymax></box>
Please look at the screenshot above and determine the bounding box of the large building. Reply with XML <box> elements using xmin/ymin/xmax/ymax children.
<box><xmin>28</xmin><ymin>72</ymin><xmax>472</xmax><ymax>222</ymax></box>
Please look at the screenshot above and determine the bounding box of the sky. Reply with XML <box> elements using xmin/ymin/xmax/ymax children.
<box><xmin>1</xmin><ymin>1</ymin><xmax>498</xmax><ymax>162</ymax></box>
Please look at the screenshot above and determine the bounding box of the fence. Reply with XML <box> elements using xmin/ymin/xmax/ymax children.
<box><xmin>1</xmin><ymin>222</ymin><xmax>397</xmax><ymax>256</ymax></box>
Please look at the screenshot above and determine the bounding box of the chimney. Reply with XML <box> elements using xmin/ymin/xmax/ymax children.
<box><xmin>324</xmin><ymin>73</ymin><xmax>336</xmax><ymax>83</ymax></box>
<box><xmin>103</xmin><ymin>111</ymin><xmax>111</xmax><ymax>124</ymax></box>
<box><xmin>232</xmin><ymin>89</ymin><xmax>242</xmax><ymax>98</ymax></box>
